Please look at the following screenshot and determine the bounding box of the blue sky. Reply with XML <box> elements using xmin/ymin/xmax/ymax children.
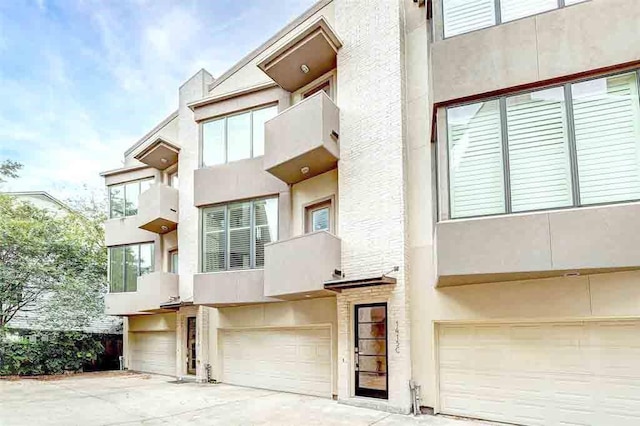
<box><xmin>0</xmin><ymin>0</ymin><xmax>316</xmax><ymax>200</ymax></box>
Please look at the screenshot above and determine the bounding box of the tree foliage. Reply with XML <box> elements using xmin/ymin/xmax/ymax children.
<box><xmin>0</xmin><ymin>160</ymin><xmax>22</xmax><ymax>184</ymax></box>
<box><xmin>0</xmin><ymin>331</ymin><xmax>104</xmax><ymax>375</ymax></box>
<box><xmin>0</xmin><ymin>163</ymin><xmax>108</xmax><ymax>333</ymax></box>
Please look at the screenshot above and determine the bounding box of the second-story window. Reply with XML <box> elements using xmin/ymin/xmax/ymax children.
<box><xmin>201</xmin><ymin>105</ymin><xmax>278</xmax><ymax>167</ymax></box>
<box><xmin>446</xmin><ymin>70</ymin><xmax>640</xmax><ymax>219</ymax></box>
<box><xmin>109</xmin><ymin>178</ymin><xmax>153</xmax><ymax>218</ymax></box>
<box><xmin>109</xmin><ymin>243</ymin><xmax>154</xmax><ymax>292</ymax></box>
<box><xmin>201</xmin><ymin>197</ymin><xmax>278</xmax><ymax>272</ymax></box>
<box><xmin>442</xmin><ymin>0</ymin><xmax>588</xmax><ymax>38</ymax></box>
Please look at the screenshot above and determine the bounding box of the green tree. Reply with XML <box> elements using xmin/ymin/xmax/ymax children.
<box><xmin>0</xmin><ymin>163</ymin><xmax>108</xmax><ymax>333</ymax></box>
<box><xmin>0</xmin><ymin>160</ymin><xmax>21</xmax><ymax>184</ymax></box>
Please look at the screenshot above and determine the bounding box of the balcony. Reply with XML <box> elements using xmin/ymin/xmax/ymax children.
<box><xmin>105</xmin><ymin>272</ymin><xmax>179</xmax><ymax>315</ymax></box>
<box><xmin>436</xmin><ymin>202</ymin><xmax>640</xmax><ymax>286</ymax></box>
<box><xmin>137</xmin><ymin>183</ymin><xmax>178</xmax><ymax>234</ymax></box>
<box><xmin>193</xmin><ymin>269</ymin><xmax>276</xmax><ymax>307</ymax></box>
<box><xmin>264</xmin><ymin>231</ymin><xmax>341</xmax><ymax>299</ymax></box>
<box><xmin>264</xmin><ymin>91</ymin><xmax>339</xmax><ymax>184</ymax></box>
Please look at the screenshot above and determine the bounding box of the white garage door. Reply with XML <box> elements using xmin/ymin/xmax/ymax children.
<box><xmin>438</xmin><ymin>321</ymin><xmax>640</xmax><ymax>426</ymax></box>
<box><xmin>129</xmin><ymin>331</ymin><xmax>176</xmax><ymax>376</ymax></box>
<box><xmin>220</xmin><ymin>327</ymin><xmax>332</xmax><ymax>397</ymax></box>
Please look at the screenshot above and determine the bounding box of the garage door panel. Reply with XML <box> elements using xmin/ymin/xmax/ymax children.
<box><xmin>220</xmin><ymin>327</ymin><xmax>331</xmax><ymax>397</ymax></box>
<box><xmin>438</xmin><ymin>321</ymin><xmax>640</xmax><ymax>425</ymax></box>
<box><xmin>130</xmin><ymin>331</ymin><xmax>176</xmax><ymax>376</ymax></box>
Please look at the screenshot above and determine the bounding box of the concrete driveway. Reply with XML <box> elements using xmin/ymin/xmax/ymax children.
<box><xmin>0</xmin><ymin>372</ymin><xmax>486</xmax><ymax>425</ymax></box>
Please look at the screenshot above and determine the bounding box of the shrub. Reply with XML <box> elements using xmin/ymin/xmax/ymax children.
<box><xmin>0</xmin><ymin>331</ymin><xmax>104</xmax><ymax>376</ymax></box>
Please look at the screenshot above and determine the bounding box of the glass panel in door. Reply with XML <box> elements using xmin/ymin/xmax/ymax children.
<box><xmin>355</xmin><ymin>303</ymin><xmax>388</xmax><ymax>399</ymax></box>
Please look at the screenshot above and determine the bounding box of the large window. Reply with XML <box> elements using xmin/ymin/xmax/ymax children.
<box><xmin>201</xmin><ymin>105</ymin><xmax>278</xmax><ymax>167</ymax></box>
<box><xmin>446</xmin><ymin>70</ymin><xmax>640</xmax><ymax>219</ymax></box>
<box><xmin>109</xmin><ymin>178</ymin><xmax>154</xmax><ymax>218</ymax></box>
<box><xmin>109</xmin><ymin>243</ymin><xmax>155</xmax><ymax>292</ymax></box>
<box><xmin>201</xmin><ymin>197</ymin><xmax>278</xmax><ymax>272</ymax></box>
<box><xmin>442</xmin><ymin>0</ymin><xmax>588</xmax><ymax>38</ymax></box>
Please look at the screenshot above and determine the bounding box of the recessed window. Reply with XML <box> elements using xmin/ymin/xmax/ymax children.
<box><xmin>109</xmin><ymin>243</ymin><xmax>155</xmax><ymax>292</ymax></box>
<box><xmin>201</xmin><ymin>105</ymin><xmax>278</xmax><ymax>167</ymax></box>
<box><xmin>169</xmin><ymin>172</ymin><xmax>179</xmax><ymax>188</ymax></box>
<box><xmin>446</xmin><ymin>69</ymin><xmax>640</xmax><ymax>219</ymax></box>
<box><xmin>108</xmin><ymin>178</ymin><xmax>154</xmax><ymax>218</ymax></box>
<box><xmin>169</xmin><ymin>250</ymin><xmax>179</xmax><ymax>273</ymax></box>
<box><xmin>201</xmin><ymin>197</ymin><xmax>278</xmax><ymax>272</ymax></box>
<box><xmin>303</xmin><ymin>80</ymin><xmax>332</xmax><ymax>99</ymax></box>
<box><xmin>305</xmin><ymin>199</ymin><xmax>332</xmax><ymax>233</ymax></box>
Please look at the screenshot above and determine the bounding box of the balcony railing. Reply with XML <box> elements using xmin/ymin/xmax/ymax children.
<box><xmin>264</xmin><ymin>231</ymin><xmax>341</xmax><ymax>299</ymax></box>
<box><xmin>105</xmin><ymin>272</ymin><xmax>179</xmax><ymax>315</ymax></box>
<box><xmin>264</xmin><ymin>91</ymin><xmax>339</xmax><ymax>184</ymax></box>
<box><xmin>137</xmin><ymin>183</ymin><xmax>178</xmax><ymax>234</ymax></box>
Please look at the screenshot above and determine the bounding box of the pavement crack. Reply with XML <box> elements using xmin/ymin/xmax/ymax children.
<box><xmin>368</xmin><ymin>413</ymin><xmax>392</xmax><ymax>425</ymax></box>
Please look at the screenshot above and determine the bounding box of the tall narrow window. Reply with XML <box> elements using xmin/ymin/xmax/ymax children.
<box><xmin>228</xmin><ymin>201</ymin><xmax>252</xmax><ymax>270</ymax></box>
<box><xmin>170</xmin><ymin>250</ymin><xmax>179</xmax><ymax>273</ymax></box>
<box><xmin>109</xmin><ymin>186</ymin><xmax>124</xmax><ymax>219</ymax></box>
<box><xmin>202</xmin><ymin>206</ymin><xmax>226</xmax><ymax>273</ymax></box>
<box><xmin>202</xmin><ymin>118</ymin><xmax>225</xmax><ymax>167</ymax></box>
<box><xmin>572</xmin><ymin>73</ymin><xmax>640</xmax><ymax>205</ymax></box>
<box><xmin>227</xmin><ymin>112</ymin><xmax>251</xmax><ymax>163</ymax></box>
<box><xmin>124</xmin><ymin>181</ymin><xmax>140</xmax><ymax>216</ymax></box>
<box><xmin>448</xmin><ymin>100</ymin><xmax>505</xmax><ymax>218</ymax></box>
<box><xmin>251</xmin><ymin>105</ymin><xmax>278</xmax><ymax>157</ymax></box>
<box><xmin>109</xmin><ymin>247</ymin><xmax>124</xmax><ymax>292</ymax></box>
<box><xmin>254</xmin><ymin>198</ymin><xmax>278</xmax><ymax>267</ymax></box>
<box><xmin>506</xmin><ymin>87</ymin><xmax>573</xmax><ymax>212</ymax></box>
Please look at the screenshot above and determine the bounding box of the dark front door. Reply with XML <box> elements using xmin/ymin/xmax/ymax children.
<box><xmin>354</xmin><ymin>303</ymin><xmax>388</xmax><ymax>399</ymax></box>
<box><xmin>187</xmin><ymin>317</ymin><xmax>196</xmax><ymax>375</ymax></box>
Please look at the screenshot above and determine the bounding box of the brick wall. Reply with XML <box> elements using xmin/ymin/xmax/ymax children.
<box><xmin>335</xmin><ymin>0</ymin><xmax>413</xmax><ymax>414</ymax></box>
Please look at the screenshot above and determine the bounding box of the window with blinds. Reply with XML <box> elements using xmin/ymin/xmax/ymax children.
<box><xmin>506</xmin><ymin>87</ymin><xmax>573</xmax><ymax>212</ymax></box>
<box><xmin>572</xmin><ymin>73</ymin><xmax>640</xmax><ymax>205</ymax></box>
<box><xmin>446</xmin><ymin>69</ymin><xmax>640</xmax><ymax>219</ymax></box>
<box><xmin>109</xmin><ymin>243</ymin><xmax>155</xmax><ymax>293</ymax></box>
<box><xmin>442</xmin><ymin>0</ymin><xmax>589</xmax><ymax>38</ymax></box>
<box><xmin>443</xmin><ymin>0</ymin><xmax>495</xmax><ymax>38</ymax></box>
<box><xmin>201</xmin><ymin>197</ymin><xmax>278</xmax><ymax>272</ymax></box>
<box><xmin>448</xmin><ymin>100</ymin><xmax>506</xmax><ymax>218</ymax></box>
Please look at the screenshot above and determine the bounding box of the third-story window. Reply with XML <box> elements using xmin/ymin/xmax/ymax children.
<box><xmin>446</xmin><ymin>70</ymin><xmax>640</xmax><ymax>219</ymax></box>
<box><xmin>108</xmin><ymin>178</ymin><xmax>153</xmax><ymax>218</ymax></box>
<box><xmin>201</xmin><ymin>197</ymin><xmax>278</xmax><ymax>272</ymax></box>
<box><xmin>201</xmin><ymin>105</ymin><xmax>278</xmax><ymax>167</ymax></box>
<box><xmin>442</xmin><ymin>0</ymin><xmax>588</xmax><ymax>38</ymax></box>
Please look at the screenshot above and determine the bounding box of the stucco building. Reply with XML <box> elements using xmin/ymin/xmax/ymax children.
<box><xmin>101</xmin><ymin>0</ymin><xmax>640</xmax><ymax>423</ymax></box>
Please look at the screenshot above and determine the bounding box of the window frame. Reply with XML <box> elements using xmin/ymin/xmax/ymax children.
<box><xmin>440</xmin><ymin>0</ymin><xmax>589</xmax><ymax>39</ymax></box>
<box><xmin>169</xmin><ymin>249</ymin><xmax>179</xmax><ymax>273</ymax></box>
<box><xmin>443</xmin><ymin>67</ymin><xmax>640</xmax><ymax>220</ymax></box>
<box><xmin>108</xmin><ymin>177</ymin><xmax>154</xmax><ymax>219</ymax></box>
<box><xmin>304</xmin><ymin>196</ymin><xmax>335</xmax><ymax>234</ymax></box>
<box><xmin>200</xmin><ymin>103</ymin><xmax>279</xmax><ymax>168</ymax></box>
<box><xmin>200</xmin><ymin>196</ymin><xmax>278</xmax><ymax>273</ymax></box>
<box><xmin>108</xmin><ymin>242</ymin><xmax>155</xmax><ymax>293</ymax></box>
